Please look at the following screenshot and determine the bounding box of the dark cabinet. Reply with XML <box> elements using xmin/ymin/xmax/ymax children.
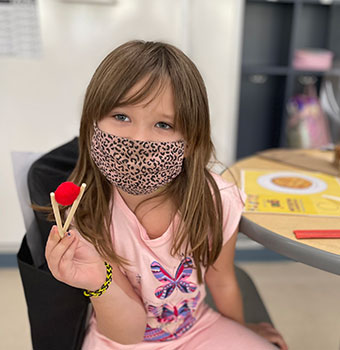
<box><xmin>237</xmin><ymin>0</ymin><xmax>340</xmax><ymax>159</ymax></box>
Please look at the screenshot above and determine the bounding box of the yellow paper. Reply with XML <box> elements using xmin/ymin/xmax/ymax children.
<box><xmin>242</xmin><ymin>169</ymin><xmax>340</xmax><ymax>216</ymax></box>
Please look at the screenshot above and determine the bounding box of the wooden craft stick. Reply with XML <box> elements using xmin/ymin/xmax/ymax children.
<box><xmin>63</xmin><ymin>183</ymin><xmax>86</xmax><ymax>234</ymax></box>
<box><xmin>322</xmin><ymin>194</ymin><xmax>340</xmax><ymax>203</ymax></box>
<box><xmin>50</xmin><ymin>192</ymin><xmax>64</xmax><ymax>239</ymax></box>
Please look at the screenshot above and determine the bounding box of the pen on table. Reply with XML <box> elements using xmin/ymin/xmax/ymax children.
<box><xmin>321</xmin><ymin>194</ymin><xmax>340</xmax><ymax>202</ymax></box>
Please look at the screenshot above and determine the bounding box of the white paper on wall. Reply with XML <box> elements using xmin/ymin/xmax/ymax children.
<box><xmin>0</xmin><ymin>0</ymin><xmax>41</xmax><ymax>57</ymax></box>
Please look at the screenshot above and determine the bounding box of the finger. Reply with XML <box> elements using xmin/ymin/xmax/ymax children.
<box><xmin>47</xmin><ymin>231</ymin><xmax>76</xmax><ymax>275</ymax></box>
<box><xmin>263</xmin><ymin>332</ymin><xmax>288</xmax><ymax>350</ymax></box>
<box><xmin>258</xmin><ymin>323</ymin><xmax>286</xmax><ymax>339</ymax></box>
<box><xmin>275</xmin><ymin>336</ymin><xmax>288</xmax><ymax>350</ymax></box>
<box><xmin>251</xmin><ymin>324</ymin><xmax>288</xmax><ymax>350</ymax></box>
<box><xmin>58</xmin><ymin>234</ymin><xmax>79</xmax><ymax>281</ymax></box>
<box><xmin>60</xmin><ymin>231</ymin><xmax>79</xmax><ymax>267</ymax></box>
<box><xmin>270</xmin><ymin>337</ymin><xmax>288</xmax><ymax>350</ymax></box>
<box><xmin>267</xmin><ymin>329</ymin><xmax>288</xmax><ymax>350</ymax></box>
<box><xmin>45</xmin><ymin>225</ymin><xmax>62</xmax><ymax>260</ymax></box>
<box><xmin>258</xmin><ymin>322</ymin><xmax>276</xmax><ymax>330</ymax></box>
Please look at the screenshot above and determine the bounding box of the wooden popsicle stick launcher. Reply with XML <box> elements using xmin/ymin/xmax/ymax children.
<box><xmin>50</xmin><ymin>183</ymin><xmax>86</xmax><ymax>238</ymax></box>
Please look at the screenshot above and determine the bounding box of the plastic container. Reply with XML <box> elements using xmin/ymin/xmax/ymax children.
<box><xmin>293</xmin><ymin>49</ymin><xmax>334</xmax><ymax>71</ymax></box>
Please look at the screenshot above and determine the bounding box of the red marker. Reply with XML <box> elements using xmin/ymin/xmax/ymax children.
<box><xmin>294</xmin><ymin>230</ymin><xmax>340</xmax><ymax>239</ymax></box>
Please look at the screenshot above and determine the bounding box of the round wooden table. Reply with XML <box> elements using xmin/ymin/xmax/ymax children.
<box><xmin>222</xmin><ymin>149</ymin><xmax>340</xmax><ymax>275</ymax></box>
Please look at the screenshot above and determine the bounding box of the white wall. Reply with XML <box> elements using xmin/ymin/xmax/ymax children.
<box><xmin>0</xmin><ymin>0</ymin><xmax>244</xmax><ymax>252</ymax></box>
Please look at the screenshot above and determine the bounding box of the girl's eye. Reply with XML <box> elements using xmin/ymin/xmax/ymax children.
<box><xmin>156</xmin><ymin>122</ymin><xmax>173</xmax><ymax>130</ymax></box>
<box><xmin>114</xmin><ymin>114</ymin><xmax>130</xmax><ymax>122</ymax></box>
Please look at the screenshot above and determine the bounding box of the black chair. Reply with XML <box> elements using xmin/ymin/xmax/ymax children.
<box><xmin>16</xmin><ymin>138</ymin><xmax>272</xmax><ymax>350</ymax></box>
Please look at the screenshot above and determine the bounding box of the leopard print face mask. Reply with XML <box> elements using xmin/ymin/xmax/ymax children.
<box><xmin>90</xmin><ymin>124</ymin><xmax>185</xmax><ymax>195</ymax></box>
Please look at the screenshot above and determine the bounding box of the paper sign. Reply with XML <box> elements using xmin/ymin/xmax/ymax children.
<box><xmin>242</xmin><ymin>169</ymin><xmax>340</xmax><ymax>216</ymax></box>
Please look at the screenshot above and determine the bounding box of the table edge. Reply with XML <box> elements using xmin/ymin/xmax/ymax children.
<box><xmin>240</xmin><ymin>216</ymin><xmax>340</xmax><ymax>276</ymax></box>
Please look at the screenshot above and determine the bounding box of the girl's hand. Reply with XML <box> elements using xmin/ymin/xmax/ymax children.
<box><xmin>45</xmin><ymin>225</ymin><xmax>107</xmax><ymax>291</ymax></box>
<box><xmin>246</xmin><ymin>322</ymin><xmax>288</xmax><ymax>350</ymax></box>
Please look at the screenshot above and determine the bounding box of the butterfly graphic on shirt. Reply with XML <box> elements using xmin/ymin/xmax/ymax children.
<box><xmin>147</xmin><ymin>291</ymin><xmax>201</xmax><ymax>324</ymax></box>
<box><xmin>150</xmin><ymin>257</ymin><xmax>197</xmax><ymax>299</ymax></box>
<box><xmin>144</xmin><ymin>292</ymin><xmax>201</xmax><ymax>342</ymax></box>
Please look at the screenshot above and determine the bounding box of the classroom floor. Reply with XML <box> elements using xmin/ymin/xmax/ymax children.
<box><xmin>1</xmin><ymin>261</ymin><xmax>340</xmax><ymax>350</ymax></box>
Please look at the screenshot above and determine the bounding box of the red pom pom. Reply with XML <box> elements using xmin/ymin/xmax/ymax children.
<box><xmin>55</xmin><ymin>182</ymin><xmax>80</xmax><ymax>206</ymax></box>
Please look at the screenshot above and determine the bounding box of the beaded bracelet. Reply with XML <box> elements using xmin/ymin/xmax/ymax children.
<box><xmin>83</xmin><ymin>262</ymin><xmax>113</xmax><ymax>298</ymax></box>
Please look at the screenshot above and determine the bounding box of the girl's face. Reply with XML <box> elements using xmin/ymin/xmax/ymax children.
<box><xmin>98</xmin><ymin>78</ymin><xmax>184</xmax><ymax>143</ymax></box>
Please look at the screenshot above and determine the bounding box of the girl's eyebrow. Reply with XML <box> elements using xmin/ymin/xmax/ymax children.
<box><xmin>158</xmin><ymin>113</ymin><xmax>175</xmax><ymax>121</ymax></box>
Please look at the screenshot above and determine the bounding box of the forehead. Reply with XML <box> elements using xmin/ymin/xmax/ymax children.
<box><xmin>119</xmin><ymin>76</ymin><xmax>174</xmax><ymax>109</ymax></box>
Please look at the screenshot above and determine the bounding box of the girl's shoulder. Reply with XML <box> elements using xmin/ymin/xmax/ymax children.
<box><xmin>209</xmin><ymin>171</ymin><xmax>235</xmax><ymax>189</ymax></box>
<box><xmin>209</xmin><ymin>171</ymin><xmax>241</xmax><ymax>192</ymax></box>
<box><xmin>209</xmin><ymin>172</ymin><xmax>247</xmax><ymax>245</ymax></box>
<box><xmin>209</xmin><ymin>171</ymin><xmax>247</xmax><ymax>205</ymax></box>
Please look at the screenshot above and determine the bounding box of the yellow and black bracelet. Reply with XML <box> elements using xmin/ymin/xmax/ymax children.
<box><xmin>83</xmin><ymin>262</ymin><xmax>113</xmax><ymax>298</ymax></box>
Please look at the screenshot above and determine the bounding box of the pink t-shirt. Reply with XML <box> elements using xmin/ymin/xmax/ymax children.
<box><xmin>83</xmin><ymin>173</ymin><xmax>246</xmax><ymax>347</ymax></box>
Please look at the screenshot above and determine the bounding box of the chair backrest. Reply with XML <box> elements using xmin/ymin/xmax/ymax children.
<box><xmin>12</xmin><ymin>151</ymin><xmax>46</xmax><ymax>268</ymax></box>
<box><xmin>11</xmin><ymin>151</ymin><xmax>43</xmax><ymax>231</ymax></box>
<box><xmin>15</xmin><ymin>139</ymin><xmax>90</xmax><ymax>350</ymax></box>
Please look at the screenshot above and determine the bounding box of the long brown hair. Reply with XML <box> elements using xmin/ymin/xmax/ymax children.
<box><xmin>62</xmin><ymin>40</ymin><xmax>224</xmax><ymax>283</ymax></box>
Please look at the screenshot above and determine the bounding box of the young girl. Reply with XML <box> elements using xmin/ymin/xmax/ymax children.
<box><xmin>45</xmin><ymin>40</ymin><xmax>288</xmax><ymax>350</ymax></box>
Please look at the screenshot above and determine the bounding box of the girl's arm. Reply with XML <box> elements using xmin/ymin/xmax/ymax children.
<box><xmin>205</xmin><ymin>227</ymin><xmax>288</xmax><ymax>350</ymax></box>
<box><xmin>45</xmin><ymin>226</ymin><xmax>147</xmax><ymax>345</ymax></box>
<box><xmin>90</xmin><ymin>264</ymin><xmax>147</xmax><ymax>344</ymax></box>
<box><xmin>204</xmin><ymin>227</ymin><xmax>244</xmax><ymax>324</ymax></box>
